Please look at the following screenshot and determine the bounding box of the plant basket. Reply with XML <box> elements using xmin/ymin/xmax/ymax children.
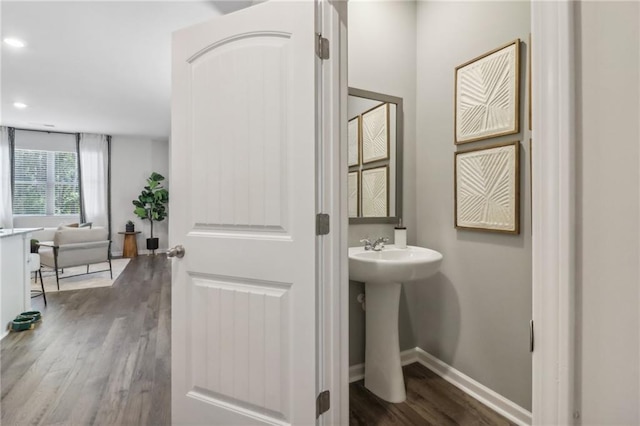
<box><xmin>147</xmin><ymin>238</ymin><xmax>159</xmax><ymax>251</ymax></box>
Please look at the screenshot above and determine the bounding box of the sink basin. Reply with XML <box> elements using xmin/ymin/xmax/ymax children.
<box><xmin>349</xmin><ymin>245</ymin><xmax>443</xmax><ymax>284</ymax></box>
<box><xmin>349</xmin><ymin>244</ymin><xmax>443</xmax><ymax>403</ymax></box>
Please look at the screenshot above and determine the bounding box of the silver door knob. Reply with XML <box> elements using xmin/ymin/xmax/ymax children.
<box><xmin>167</xmin><ymin>245</ymin><xmax>185</xmax><ymax>258</ymax></box>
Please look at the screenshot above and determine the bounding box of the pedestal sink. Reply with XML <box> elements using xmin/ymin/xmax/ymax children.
<box><xmin>349</xmin><ymin>244</ymin><xmax>443</xmax><ymax>403</ymax></box>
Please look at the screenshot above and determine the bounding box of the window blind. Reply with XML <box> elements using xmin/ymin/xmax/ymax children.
<box><xmin>13</xmin><ymin>149</ymin><xmax>79</xmax><ymax>216</ymax></box>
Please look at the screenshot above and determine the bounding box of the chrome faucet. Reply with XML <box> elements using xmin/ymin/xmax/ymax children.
<box><xmin>360</xmin><ymin>238</ymin><xmax>373</xmax><ymax>251</ymax></box>
<box><xmin>361</xmin><ymin>237</ymin><xmax>388</xmax><ymax>251</ymax></box>
<box><xmin>371</xmin><ymin>237</ymin><xmax>389</xmax><ymax>251</ymax></box>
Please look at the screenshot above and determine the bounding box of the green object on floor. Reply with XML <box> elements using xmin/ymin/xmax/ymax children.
<box><xmin>30</xmin><ymin>239</ymin><xmax>40</xmax><ymax>254</ymax></box>
<box><xmin>11</xmin><ymin>317</ymin><xmax>35</xmax><ymax>332</ymax></box>
<box><xmin>19</xmin><ymin>311</ymin><xmax>42</xmax><ymax>322</ymax></box>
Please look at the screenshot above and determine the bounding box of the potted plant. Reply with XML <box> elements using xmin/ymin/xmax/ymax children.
<box><xmin>132</xmin><ymin>172</ymin><xmax>169</xmax><ymax>254</ymax></box>
<box><xmin>125</xmin><ymin>220</ymin><xmax>135</xmax><ymax>233</ymax></box>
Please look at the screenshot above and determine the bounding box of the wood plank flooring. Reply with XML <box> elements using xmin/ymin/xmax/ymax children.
<box><xmin>4</xmin><ymin>255</ymin><xmax>515</xmax><ymax>426</ymax></box>
<box><xmin>1</xmin><ymin>255</ymin><xmax>171</xmax><ymax>426</ymax></box>
<box><xmin>350</xmin><ymin>363</ymin><xmax>517</xmax><ymax>426</ymax></box>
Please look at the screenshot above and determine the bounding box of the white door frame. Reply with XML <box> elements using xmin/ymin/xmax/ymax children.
<box><xmin>531</xmin><ymin>1</ymin><xmax>576</xmax><ymax>424</ymax></box>
<box><xmin>318</xmin><ymin>1</ymin><xmax>349</xmax><ymax>425</ymax></box>
<box><xmin>329</xmin><ymin>1</ymin><xmax>577</xmax><ymax>425</ymax></box>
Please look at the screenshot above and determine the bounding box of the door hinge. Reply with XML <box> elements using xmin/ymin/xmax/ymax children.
<box><xmin>530</xmin><ymin>320</ymin><xmax>534</xmax><ymax>352</ymax></box>
<box><xmin>316</xmin><ymin>33</ymin><xmax>329</xmax><ymax>60</ymax></box>
<box><xmin>316</xmin><ymin>390</ymin><xmax>330</xmax><ymax>417</ymax></box>
<box><xmin>316</xmin><ymin>213</ymin><xmax>330</xmax><ymax>235</ymax></box>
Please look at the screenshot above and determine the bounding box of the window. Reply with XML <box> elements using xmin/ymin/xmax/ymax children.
<box><xmin>13</xmin><ymin>149</ymin><xmax>80</xmax><ymax>216</ymax></box>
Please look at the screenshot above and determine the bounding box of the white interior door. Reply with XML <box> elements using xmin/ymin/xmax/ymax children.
<box><xmin>170</xmin><ymin>2</ymin><xmax>318</xmax><ymax>424</ymax></box>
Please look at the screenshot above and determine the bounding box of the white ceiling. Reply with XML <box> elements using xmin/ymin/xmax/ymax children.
<box><xmin>1</xmin><ymin>1</ymin><xmax>252</xmax><ymax>139</ymax></box>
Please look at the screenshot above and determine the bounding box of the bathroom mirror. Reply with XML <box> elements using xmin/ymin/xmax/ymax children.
<box><xmin>348</xmin><ymin>87</ymin><xmax>403</xmax><ymax>224</ymax></box>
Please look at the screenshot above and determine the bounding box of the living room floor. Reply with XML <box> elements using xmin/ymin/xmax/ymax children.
<box><xmin>0</xmin><ymin>255</ymin><xmax>171</xmax><ymax>426</ymax></box>
<box><xmin>3</xmin><ymin>255</ymin><xmax>515</xmax><ymax>426</ymax></box>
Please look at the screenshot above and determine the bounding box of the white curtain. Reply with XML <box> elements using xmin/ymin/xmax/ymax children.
<box><xmin>78</xmin><ymin>133</ymin><xmax>109</xmax><ymax>233</ymax></box>
<box><xmin>0</xmin><ymin>127</ymin><xmax>13</xmax><ymax>229</ymax></box>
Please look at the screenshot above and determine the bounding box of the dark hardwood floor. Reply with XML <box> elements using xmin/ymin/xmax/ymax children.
<box><xmin>3</xmin><ymin>256</ymin><xmax>514</xmax><ymax>426</ymax></box>
<box><xmin>1</xmin><ymin>255</ymin><xmax>171</xmax><ymax>426</ymax></box>
<box><xmin>350</xmin><ymin>363</ymin><xmax>516</xmax><ymax>426</ymax></box>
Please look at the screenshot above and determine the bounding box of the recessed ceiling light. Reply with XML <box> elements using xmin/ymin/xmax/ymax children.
<box><xmin>3</xmin><ymin>38</ymin><xmax>25</xmax><ymax>48</ymax></box>
<box><xmin>13</xmin><ymin>102</ymin><xmax>28</xmax><ymax>109</ymax></box>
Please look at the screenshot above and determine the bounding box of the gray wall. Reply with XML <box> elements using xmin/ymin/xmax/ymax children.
<box><xmin>575</xmin><ymin>2</ymin><xmax>640</xmax><ymax>424</ymax></box>
<box><xmin>110</xmin><ymin>136</ymin><xmax>169</xmax><ymax>255</ymax></box>
<box><xmin>348</xmin><ymin>0</ymin><xmax>417</xmax><ymax>366</ymax></box>
<box><xmin>413</xmin><ymin>1</ymin><xmax>532</xmax><ymax>410</ymax></box>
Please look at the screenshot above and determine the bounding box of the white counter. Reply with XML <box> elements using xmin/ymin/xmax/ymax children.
<box><xmin>0</xmin><ymin>228</ymin><xmax>42</xmax><ymax>338</ymax></box>
<box><xmin>0</xmin><ymin>228</ymin><xmax>43</xmax><ymax>238</ymax></box>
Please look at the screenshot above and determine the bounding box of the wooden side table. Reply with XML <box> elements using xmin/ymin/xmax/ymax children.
<box><xmin>118</xmin><ymin>232</ymin><xmax>141</xmax><ymax>258</ymax></box>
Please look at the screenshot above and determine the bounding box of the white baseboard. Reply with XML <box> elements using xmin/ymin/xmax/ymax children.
<box><xmin>111</xmin><ymin>249</ymin><xmax>167</xmax><ymax>258</ymax></box>
<box><xmin>414</xmin><ymin>348</ymin><xmax>532</xmax><ymax>426</ymax></box>
<box><xmin>349</xmin><ymin>347</ymin><xmax>532</xmax><ymax>426</ymax></box>
<box><xmin>141</xmin><ymin>248</ymin><xmax>167</xmax><ymax>255</ymax></box>
<box><xmin>348</xmin><ymin>364</ymin><xmax>364</xmax><ymax>383</ymax></box>
<box><xmin>0</xmin><ymin>330</ymin><xmax>9</xmax><ymax>341</ymax></box>
<box><xmin>348</xmin><ymin>348</ymin><xmax>418</xmax><ymax>383</ymax></box>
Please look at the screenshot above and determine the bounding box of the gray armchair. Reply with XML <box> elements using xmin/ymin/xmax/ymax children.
<box><xmin>39</xmin><ymin>227</ymin><xmax>112</xmax><ymax>290</ymax></box>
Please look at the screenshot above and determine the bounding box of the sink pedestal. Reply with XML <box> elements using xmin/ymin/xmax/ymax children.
<box><xmin>364</xmin><ymin>281</ymin><xmax>406</xmax><ymax>403</ymax></box>
<box><xmin>349</xmin><ymin>245</ymin><xmax>443</xmax><ymax>404</ymax></box>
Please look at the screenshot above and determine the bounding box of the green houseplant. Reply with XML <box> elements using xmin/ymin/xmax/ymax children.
<box><xmin>132</xmin><ymin>172</ymin><xmax>168</xmax><ymax>253</ymax></box>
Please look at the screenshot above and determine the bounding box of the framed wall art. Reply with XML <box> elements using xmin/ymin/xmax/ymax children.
<box><xmin>348</xmin><ymin>116</ymin><xmax>360</xmax><ymax>167</ymax></box>
<box><xmin>455</xmin><ymin>141</ymin><xmax>520</xmax><ymax>234</ymax></box>
<box><xmin>455</xmin><ymin>39</ymin><xmax>521</xmax><ymax>144</ymax></box>
<box><xmin>361</xmin><ymin>103</ymin><xmax>389</xmax><ymax>164</ymax></box>
<box><xmin>348</xmin><ymin>171</ymin><xmax>360</xmax><ymax>218</ymax></box>
<box><xmin>361</xmin><ymin>165</ymin><xmax>389</xmax><ymax>217</ymax></box>
<box><xmin>528</xmin><ymin>33</ymin><xmax>532</xmax><ymax>131</ymax></box>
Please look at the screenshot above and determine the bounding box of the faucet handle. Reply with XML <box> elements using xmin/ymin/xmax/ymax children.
<box><xmin>360</xmin><ymin>238</ymin><xmax>373</xmax><ymax>250</ymax></box>
<box><xmin>371</xmin><ymin>237</ymin><xmax>389</xmax><ymax>251</ymax></box>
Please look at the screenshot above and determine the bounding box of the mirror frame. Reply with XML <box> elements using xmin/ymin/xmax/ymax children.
<box><xmin>348</xmin><ymin>87</ymin><xmax>404</xmax><ymax>225</ymax></box>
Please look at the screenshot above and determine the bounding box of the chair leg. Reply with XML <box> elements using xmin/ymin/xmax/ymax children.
<box><xmin>53</xmin><ymin>247</ymin><xmax>60</xmax><ymax>290</ymax></box>
<box><xmin>109</xmin><ymin>259</ymin><xmax>113</xmax><ymax>279</ymax></box>
<box><xmin>39</xmin><ymin>269</ymin><xmax>46</xmax><ymax>306</ymax></box>
<box><xmin>87</xmin><ymin>265</ymin><xmax>90</xmax><ymax>274</ymax></box>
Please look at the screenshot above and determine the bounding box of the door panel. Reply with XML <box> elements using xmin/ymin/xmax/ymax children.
<box><xmin>171</xmin><ymin>2</ymin><xmax>317</xmax><ymax>425</ymax></box>
<box><xmin>189</xmin><ymin>33</ymin><xmax>291</xmax><ymax>233</ymax></box>
<box><xmin>188</xmin><ymin>274</ymin><xmax>291</xmax><ymax>417</ymax></box>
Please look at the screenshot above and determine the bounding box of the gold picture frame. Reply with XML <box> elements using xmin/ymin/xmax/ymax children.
<box><xmin>528</xmin><ymin>33</ymin><xmax>532</xmax><ymax>131</ymax></box>
<box><xmin>361</xmin><ymin>103</ymin><xmax>390</xmax><ymax>164</ymax></box>
<box><xmin>348</xmin><ymin>116</ymin><xmax>361</xmax><ymax>167</ymax></box>
<box><xmin>455</xmin><ymin>39</ymin><xmax>521</xmax><ymax>144</ymax></box>
<box><xmin>454</xmin><ymin>141</ymin><xmax>520</xmax><ymax>234</ymax></box>
<box><xmin>348</xmin><ymin>171</ymin><xmax>360</xmax><ymax>218</ymax></box>
<box><xmin>361</xmin><ymin>165</ymin><xmax>389</xmax><ymax>218</ymax></box>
